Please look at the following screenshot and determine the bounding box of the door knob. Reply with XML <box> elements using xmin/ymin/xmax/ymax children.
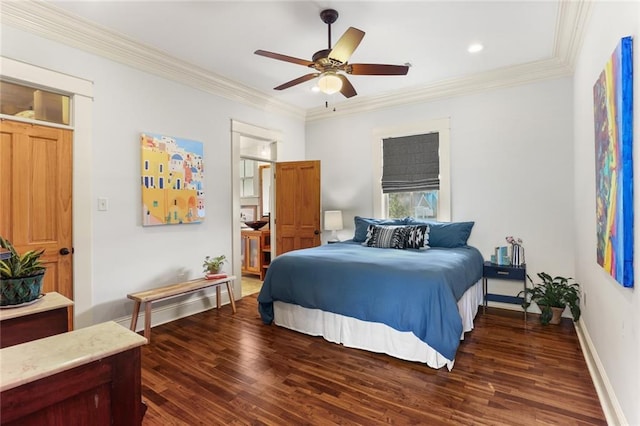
<box><xmin>314</xmin><ymin>230</ymin><xmax>319</xmax><ymax>235</ymax></box>
<box><xmin>59</xmin><ymin>247</ymin><xmax>71</xmax><ymax>255</ymax></box>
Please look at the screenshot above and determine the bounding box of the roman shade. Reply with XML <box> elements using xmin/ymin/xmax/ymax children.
<box><xmin>382</xmin><ymin>133</ymin><xmax>439</xmax><ymax>193</ymax></box>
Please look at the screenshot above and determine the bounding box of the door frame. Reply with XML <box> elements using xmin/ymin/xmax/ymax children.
<box><xmin>231</xmin><ymin>120</ymin><xmax>280</xmax><ymax>292</ymax></box>
<box><xmin>1</xmin><ymin>56</ymin><xmax>94</xmax><ymax>327</ymax></box>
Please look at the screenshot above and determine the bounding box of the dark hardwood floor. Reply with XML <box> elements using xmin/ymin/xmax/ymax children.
<box><xmin>140</xmin><ymin>295</ymin><xmax>605</xmax><ymax>425</ymax></box>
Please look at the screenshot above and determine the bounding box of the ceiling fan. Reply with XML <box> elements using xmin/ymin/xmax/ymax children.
<box><xmin>254</xmin><ymin>9</ymin><xmax>409</xmax><ymax>99</ymax></box>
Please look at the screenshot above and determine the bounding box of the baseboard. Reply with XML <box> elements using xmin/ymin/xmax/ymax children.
<box><xmin>114</xmin><ymin>288</ymin><xmax>235</xmax><ymax>332</ymax></box>
<box><xmin>574</xmin><ymin>319</ymin><xmax>627</xmax><ymax>425</ymax></box>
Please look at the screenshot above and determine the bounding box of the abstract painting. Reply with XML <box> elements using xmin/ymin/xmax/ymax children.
<box><xmin>141</xmin><ymin>133</ymin><xmax>205</xmax><ymax>226</ymax></box>
<box><xmin>593</xmin><ymin>36</ymin><xmax>633</xmax><ymax>288</ymax></box>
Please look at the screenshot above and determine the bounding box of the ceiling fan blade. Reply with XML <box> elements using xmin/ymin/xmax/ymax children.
<box><xmin>274</xmin><ymin>73</ymin><xmax>319</xmax><ymax>90</ymax></box>
<box><xmin>329</xmin><ymin>27</ymin><xmax>365</xmax><ymax>64</ymax></box>
<box><xmin>254</xmin><ymin>50</ymin><xmax>314</xmax><ymax>67</ymax></box>
<box><xmin>349</xmin><ymin>63</ymin><xmax>410</xmax><ymax>75</ymax></box>
<box><xmin>337</xmin><ymin>75</ymin><xmax>357</xmax><ymax>98</ymax></box>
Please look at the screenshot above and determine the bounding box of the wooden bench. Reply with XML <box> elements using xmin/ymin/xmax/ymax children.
<box><xmin>127</xmin><ymin>275</ymin><xmax>236</xmax><ymax>341</ymax></box>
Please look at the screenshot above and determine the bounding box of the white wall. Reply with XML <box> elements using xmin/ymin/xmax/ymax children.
<box><xmin>4</xmin><ymin>5</ymin><xmax>638</xmax><ymax>422</ymax></box>
<box><xmin>307</xmin><ymin>78</ymin><xmax>575</xmax><ymax>281</ymax></box>
<box><xmin>1</xmin><ymin>24</ymin><xmax>306</xmax><ymax>326</ymax></box>
<box><xmin>573</xmin><ymin>2</ymin><xmax>639</xmax><ymax>425</ymax></box>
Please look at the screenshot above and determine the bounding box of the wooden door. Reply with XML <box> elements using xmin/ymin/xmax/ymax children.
<box><xmin>0</xmin><ymin>120</ymin><xmax>74</xmax><ymax>315</ymax></box>
<box><xmin>275</xmin><ymin>160</ymin><xmax>321</xmax><ymax>255</ymax></box>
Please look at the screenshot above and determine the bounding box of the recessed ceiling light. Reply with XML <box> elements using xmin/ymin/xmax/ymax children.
<box><xmin>311</xmin><ymin>86</ymin><xmax>320</xmax><ymax>93</ymax></box>
<box><xmin>468</xmin><ymin>43</ymin><xmax>484</xmax><ymax>53</ymax></box>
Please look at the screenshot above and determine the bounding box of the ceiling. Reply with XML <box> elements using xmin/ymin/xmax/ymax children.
<box><xmin>6</xmin><ymin>1</ymin><xmax>588</xmax><ymax>117</ymax></box>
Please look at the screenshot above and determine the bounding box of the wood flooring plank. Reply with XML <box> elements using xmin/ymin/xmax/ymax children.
<box><xmin>140</xmin><ymin>296</ymin><xmax>606</xmax><ymax>425</ymax></box>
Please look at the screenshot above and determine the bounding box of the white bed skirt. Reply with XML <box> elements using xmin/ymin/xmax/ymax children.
<box><xmin>273</xmin><ymin>280</ymin><xmax>483</xmax><ymax>371</ymax></box>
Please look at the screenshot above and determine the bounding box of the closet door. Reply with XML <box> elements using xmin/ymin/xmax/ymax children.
<box><xmin>0</xmin><ymin>120</ymin><xmax>74</xmax><ymax>324</ymax></box>
<box><xmin>275</xmin><ymin>160</ymin><xmax>321</xmax><ymax>255</ymax></box>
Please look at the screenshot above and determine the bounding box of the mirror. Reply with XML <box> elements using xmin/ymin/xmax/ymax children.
<box><xmin>259</xmin><ymin>165</ymin><xmax>271</xmax><ymax>218</ymax></box>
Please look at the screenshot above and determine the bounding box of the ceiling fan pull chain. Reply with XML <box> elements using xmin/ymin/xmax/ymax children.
<box><xmin>323</xmin><ymin>101</ymin><xmax>336</xmax><ymax>112</ymax></box>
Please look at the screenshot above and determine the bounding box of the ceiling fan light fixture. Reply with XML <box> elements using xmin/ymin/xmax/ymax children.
<box><xmin>317</xmin><ymin>72</ymin><xmax>343</xmax><ymax>95</ymax></box>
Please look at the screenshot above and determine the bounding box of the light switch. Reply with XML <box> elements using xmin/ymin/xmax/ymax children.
<box><xmin>98</xmin><ymin>197</ymin><xmax>108</xmax><ymax>211</ymax></box>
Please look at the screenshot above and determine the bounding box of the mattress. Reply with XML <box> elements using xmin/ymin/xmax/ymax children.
<box><xmin>258</xmin><ymin>242</ymin><xmax>484</xmax><ymax>361</ymax></box>
<box><xmin>273</xmin><ymin>280</ymin><xmax>482</xmax><ymax>370</ymax></box>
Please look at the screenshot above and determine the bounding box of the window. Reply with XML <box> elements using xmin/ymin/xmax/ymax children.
<box><xmin>0</xmin><ymin>80</ymin><xmax>71</xmax><ymax>125</ymax></box>
<box><xmin>372</xmin><ymin>119</ymin><xmax>451</xmax><ymax>221</ymax></box>
<box><xmin>388</xmin><ymin>191</ymin><xmax>438</xmax><ymax>219</ymax></box>
<box><xmin>382</xmin><ymin>132</ymin><xmax>439</xmax><ymax>219</ymax></box>
<box><xmin>240</xmin><ymin>159</ymin><xmax>255</xmax><ymax>197</ymax></box>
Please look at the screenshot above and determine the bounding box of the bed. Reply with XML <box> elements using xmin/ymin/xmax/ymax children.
<box><xmin>257</xmin><ymin>218</ymin><xmax>484</xmax><ymax>370</ymax></box>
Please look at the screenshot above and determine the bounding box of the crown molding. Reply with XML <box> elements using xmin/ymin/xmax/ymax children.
<box><xmin>2</xmin><ymin>0</ymin><xmax>589</xmax><ymax>123</ymax></box>
<box><xmin>306</xmin><ymin>57</ymin><xmax>573</xmax><ymax>122</ymax></box>
<box><xmin>306</xmin><ymin>0</ymin><xmax>589</xmax><ymax>122</ymax></box>
<box><xmin>0</xmin><ymin>0</ymin><xmax>306</xmax><ymax>120</ymax></box>
<box><xmin>553</xmin><ymin>0</ymin><xmax>593</xmax><ymax>70</ymax></box>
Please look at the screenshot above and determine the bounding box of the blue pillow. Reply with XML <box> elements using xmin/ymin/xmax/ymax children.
<box><xmin>405</xmin><ymin>218</ymin><xmax>475</xmax><ymax>248</ymax></box>
<box><xmin>353</xmin><ymin>216</ymin><xmax>408</xmax><ymax>242</ymax></box>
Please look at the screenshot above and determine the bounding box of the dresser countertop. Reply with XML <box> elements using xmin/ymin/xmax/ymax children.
<box><xmin>0</xmin><ymin>292</ymin><xmax>73</xmax><ymax>321</ymax></box>
<box><xmin>0</xmin><ymin>321</ymin><xmax>147</xmax><ymax>392</ymax></box>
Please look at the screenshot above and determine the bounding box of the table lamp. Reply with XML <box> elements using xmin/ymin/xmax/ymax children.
<box><xmin>324</xmin><ymin>210</ymin><xmax>343</xmax><ymax>243</ymax></box>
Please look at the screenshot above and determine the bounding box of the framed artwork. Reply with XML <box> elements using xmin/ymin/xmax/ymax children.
<box><xmin>141</xmin><ymin>132</ymin><xmax>205</xmax><ymax>226</ymax></box>
<box><xmin>593</xmin><ymin>36</ymin><xmax>633</xmax><ymax>288</ymax></box>
<box><xmin>240</xmin><ymin>205</ymin><xmax>257</xmax><ymax>222</ymax></box>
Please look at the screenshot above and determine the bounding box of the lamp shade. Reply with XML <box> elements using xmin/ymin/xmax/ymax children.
<box><xmin>317</xmin><ymin>72</ymin><xmax>343</xmax><ymax>95</ymax></box>
<box><xmin>324</xmin><ymin>210</ymin><xmax>343</xmax><ymax>231</ymax></box>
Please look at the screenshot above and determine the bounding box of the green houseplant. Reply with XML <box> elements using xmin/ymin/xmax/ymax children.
<box><xmin>202</xmin><ymin>254</ymin><xmax>227</xmax><ymax>275</ymax></box>
<box><xmin>0</xmin><ymin>236</ymin><xmax>46</xmax><ymax>306</ymax></box>
<box><xmin>519</xmin><ymin>272</ymin><xmax>581</xmax><ymax>325</ymax></box>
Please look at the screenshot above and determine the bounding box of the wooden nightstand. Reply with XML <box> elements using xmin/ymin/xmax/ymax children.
<box><xmin>482</xmin><ymin>261</ymin><xmax>527</xmax><ymax>320</ymax></box>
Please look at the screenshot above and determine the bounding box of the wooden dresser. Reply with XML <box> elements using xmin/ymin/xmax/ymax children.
<box><xmin>0</xmin><ymin>321</ymin><xmax>148</xmax><ymax>425</ymax></box>
<box><xmin>0</xmin><ymin>292</ymin><xmax>73</xmax><ymax>348</ymax></box>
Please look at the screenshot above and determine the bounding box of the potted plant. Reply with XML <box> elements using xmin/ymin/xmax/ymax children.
<box><xmin>202</xmin><ymin>254</ymin><xmax>227</xmax><ymax>275</ymax></box>
<box><xmin>519</xmin><ymin>272</ymin><xmax>581</xmax><ymax>325</ymax></box>
<box><xmin>0</xmin><ymin>236</ymin><xmax>46</xmax><ymax>306</ymax></box>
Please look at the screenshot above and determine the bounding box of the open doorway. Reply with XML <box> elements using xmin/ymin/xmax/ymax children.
<box><xmin>231</xmin><ymin>121</ymin><xmax>279</xmax><ymax>298</ymax></box>
<box><xmin>239</xmin><ymin>156</ymin><xmax>272</xmax><ymax>296</ymax></box>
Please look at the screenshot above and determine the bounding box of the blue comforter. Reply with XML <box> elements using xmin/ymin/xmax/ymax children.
<box><xmin>258</xmin><ymin>241</ymin><xmax>483</xmax><ymax>361</ymax></box>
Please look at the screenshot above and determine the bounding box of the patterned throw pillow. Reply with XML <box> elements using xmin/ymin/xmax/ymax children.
<box><xmin>404</xmin><ymin>225</ymin><xmax>430</xmax><ymax>250</ymax></box>
<box><xmin>363</xmin><ymin>225</ymin><xmax>408</xmax><ymax>249</ymax></box>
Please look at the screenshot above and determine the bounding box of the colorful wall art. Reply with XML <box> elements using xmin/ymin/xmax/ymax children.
<box><xmin>141</xmin><ymin>133</ymin><xmax>205</xmax><ymax>226</ymax></box>
<box><xmin>593</xmin><ymin>36</ymin><xmax>634</xmax><ymax>288</ymax></box>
